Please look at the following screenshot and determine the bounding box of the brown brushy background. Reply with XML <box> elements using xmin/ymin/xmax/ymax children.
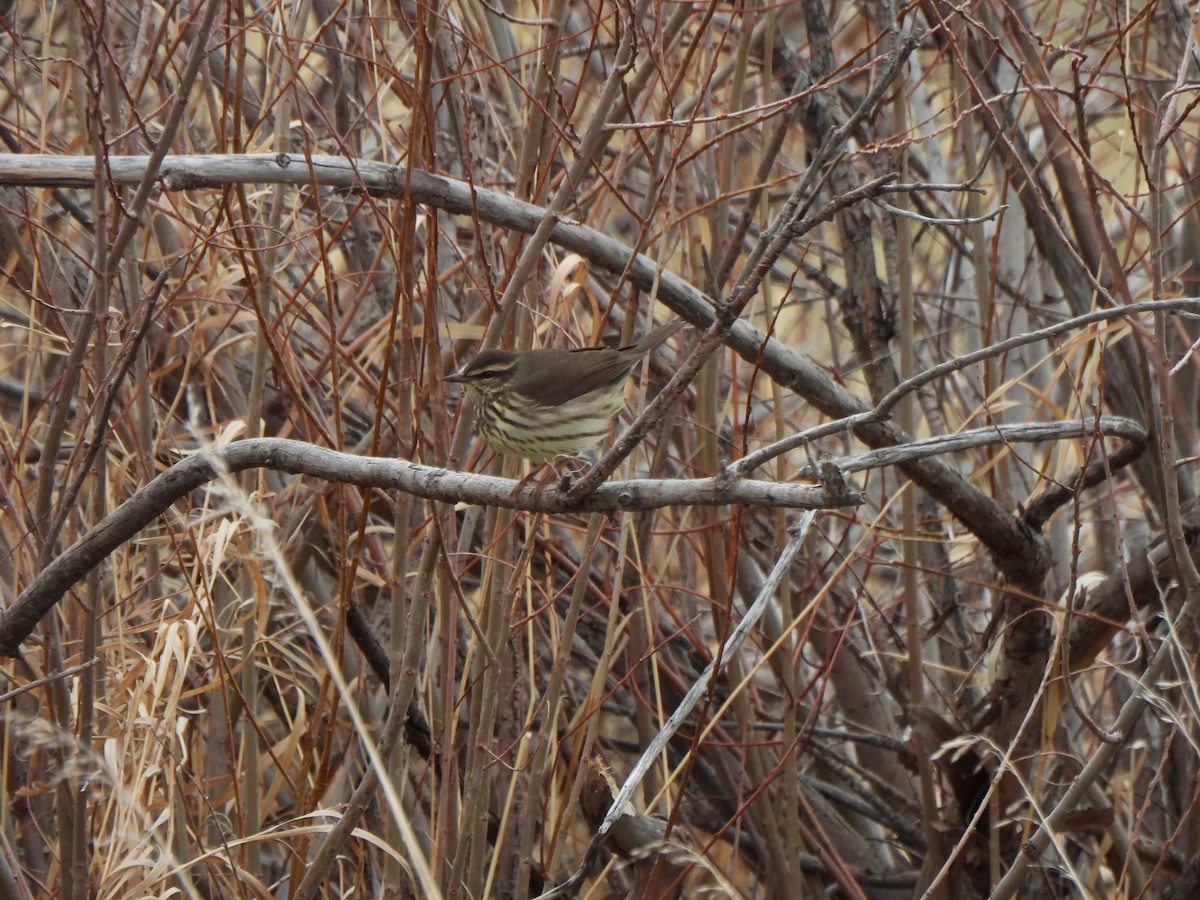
<box><xmin>0</xmin><ymin>0</ymin><xmax>1198</xmax><ymax>897</ymax></box>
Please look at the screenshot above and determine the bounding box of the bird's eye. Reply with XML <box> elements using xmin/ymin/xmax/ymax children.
<box><xmin>473</xmin><ymin>368</ymin><xmax>507</xmax><ymax>380</ymax></box>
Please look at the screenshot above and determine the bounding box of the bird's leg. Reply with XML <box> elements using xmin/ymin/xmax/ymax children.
<box><xmin>553</xmin><ymin>453</ymin><xmax>593</xmax><ymax>494</ymax></box>
<box><xmin>510</xmin><ymin>456</ymin><xmax>591</xmax><ymax>505</ymax></box>
<box><xmin>510</xmin><ymin>462</ymin><xmax>558</xmax><ymax>503</ymax></box>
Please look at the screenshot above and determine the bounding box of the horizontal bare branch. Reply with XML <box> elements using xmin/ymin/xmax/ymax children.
<box><xmin>0</xmin><ymin>438</ymin><xmax>855</xmax><ymax>658</ymax></box>
<box><xmin>818</xmin><ymin>417</ymin><xmax>1146</xmax><ymax>474</ymax></box>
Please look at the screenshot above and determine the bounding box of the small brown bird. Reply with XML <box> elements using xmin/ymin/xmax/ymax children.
<box><xmin>445</xmin><ymin>320</ymin><xmax>682</xmax><ymax>461</ymax></box>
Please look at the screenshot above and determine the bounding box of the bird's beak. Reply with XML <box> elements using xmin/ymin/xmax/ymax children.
<box><xmin>444</xmin><ymin>372</ymin><xmax>469</xmax><ymax>384</ymax></box>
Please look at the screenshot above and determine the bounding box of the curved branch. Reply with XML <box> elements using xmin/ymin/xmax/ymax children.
<box><xmin>819</xmin><ymin>417</ymin><xmax>1146</xmax><ymax>475</ymax></box>
<box><xmin>0</xmin><ymin>438</ymin><xmax>855</xmax><ymax>658</ymax></box>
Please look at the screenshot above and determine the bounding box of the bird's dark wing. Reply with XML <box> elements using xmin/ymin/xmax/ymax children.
<box><xmin>511</xmin><ymin>347</ymin><xmax>635</xmax><ymax>407</ymax></box>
